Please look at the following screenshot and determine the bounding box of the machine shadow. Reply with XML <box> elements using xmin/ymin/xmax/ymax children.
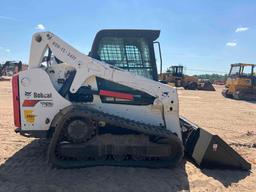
<box><xmin>183</xmin><ymin>155</ymin><xmax>251</xmax><ymax>188</ymax></box>
<box><xmin>201</xmin><ymin>168</ymin><xmax>251</xmax><ymax>187</ymax></box>
<box><xmin>186</xmin><ymin>150</ymin><xmax>251</xmax><ymax>188</ymax></box>
<box><xmin>245</xmin><ymin>100</ymin><xmax>256</xmax><ymax>104</ymax></box>
<box><xmin>0</xmin><ymin>139</ymin><xmax>190</xmax><ymax>192</ymax></box>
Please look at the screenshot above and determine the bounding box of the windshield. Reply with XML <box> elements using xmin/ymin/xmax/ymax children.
<box><xmin>229</xmin><ymin>66</ymin><xmax>240</xmax><ymax>76</ymax></box>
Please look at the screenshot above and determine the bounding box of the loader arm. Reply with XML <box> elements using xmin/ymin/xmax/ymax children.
<box><xmin>28</xmin><ymin>32</ymin><xmax>181</xmax><ymax>138</ymax></box>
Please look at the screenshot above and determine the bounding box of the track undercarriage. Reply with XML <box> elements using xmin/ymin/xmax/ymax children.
<box><xmin>222</xmin><ymin>88</ymin><xmax>256</xmax><ymax>101</ymax></box>
<box><xmin>47</xmin><ymin>104</ymin><xmax>184</xmax><ymax>168</ymax></box>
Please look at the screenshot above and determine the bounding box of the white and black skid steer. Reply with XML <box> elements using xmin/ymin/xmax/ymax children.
<box><xmin>12</xmin><ymin>30</ymin><xmax>250</xmax><ymax>169</ymax></box>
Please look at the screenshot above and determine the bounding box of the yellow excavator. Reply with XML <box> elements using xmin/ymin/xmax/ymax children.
<box><xmin>222</xmin><ymin>63</ymin><xmax>256</xmax><ymax>101</ymax></box>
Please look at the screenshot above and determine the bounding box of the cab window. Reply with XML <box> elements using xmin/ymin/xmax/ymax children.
<box><xmin>229</xmin><ymin>66</ymin><xmax>240</xmax><ymax>76</ymax></box>
<box><xmin>97</xmin><ymin>37</ymin><xmax>153</xmax><ymax>79</ymax></box>
<box><xmin>240</xmin><ymin>66</ymin><xmax>252</xmax><ymax>77</ymax></box>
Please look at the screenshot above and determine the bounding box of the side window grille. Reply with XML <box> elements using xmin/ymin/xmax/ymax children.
<box><xmin>97</xmin><ymin>37</ymin><xmax>153</xmax><ymax>79</ymax></box>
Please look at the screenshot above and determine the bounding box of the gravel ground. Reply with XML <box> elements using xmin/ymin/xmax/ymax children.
<box><xmin>0</xmin><ymin>81</ymin><xmax>255</xmax><ymax>192</ymax></box>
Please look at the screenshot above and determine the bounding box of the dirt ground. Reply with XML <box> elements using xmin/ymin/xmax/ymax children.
<box><xmin>0</xmin><ymin>81</ymin><xmax>255</xmax><ymax>192</ymax></box>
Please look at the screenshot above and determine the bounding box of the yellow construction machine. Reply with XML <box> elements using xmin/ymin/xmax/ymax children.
<box><xmin>222</xmin><ymin>63</ymin><xmax>256</xmax><ymax>100</ymax></box>
<box><xmin>161</xmin><ymin>66</ymin><xmax>215</xmax><ymax>91</ymax></box>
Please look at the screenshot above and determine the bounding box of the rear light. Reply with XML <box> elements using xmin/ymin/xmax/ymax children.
<box><xmin>12</xmin><ymin>75</ymin><xmax>21</xmax><ymax>127</ymax></box>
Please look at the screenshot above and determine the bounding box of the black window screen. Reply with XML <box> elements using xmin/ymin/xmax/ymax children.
<box><xmin>97</xmin><ymin>37</ymin><xmax>153</xmax><ymax>79</ymax></box>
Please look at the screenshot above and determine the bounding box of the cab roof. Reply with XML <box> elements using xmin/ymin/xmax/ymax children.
<box><xmin>93</xmin><ymin>29</ymin><xmax>160</xmax><ymax>41</ymax></box>
<box><xmin>231</xmin><ymin>63</ymin><xmax>256</xmax><ymax>67</ymax></box>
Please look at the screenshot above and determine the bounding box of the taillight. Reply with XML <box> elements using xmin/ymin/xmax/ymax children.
<box><xmin>12</xmin><ymin>75</ymin><xmax>21</xmax><ymax>127</ymax></box>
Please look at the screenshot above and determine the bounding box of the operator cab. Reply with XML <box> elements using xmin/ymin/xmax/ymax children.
<box><xmin>228</xmin><ymin>63</ymin><xmax>256</xmax><ymax>86</ymax></box>
<box><xmin>167</xmin><ymin>66</ymin><xmax>184</xmax><ymax>77</ymax></box>
<box><xmin>89</xmin><ymin>29</ymin><xmax>161</xmax><ymax>81</ymax></box>
<box><xmin>229</xmin><ymin>63</ymin><xmax>256</xmax><ymax>78</ymax></box>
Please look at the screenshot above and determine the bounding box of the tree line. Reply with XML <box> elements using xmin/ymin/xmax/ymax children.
<box><xmin>193</xmin><ymin>73</ymin><xmax>228</xmax><ymax>83</ymax></box>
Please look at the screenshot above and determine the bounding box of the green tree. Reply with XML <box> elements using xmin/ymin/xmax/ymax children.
<box><xmin>194</xmin><ymin>74</ymin><xmax>227</xmax><ymax>83</ymax></box>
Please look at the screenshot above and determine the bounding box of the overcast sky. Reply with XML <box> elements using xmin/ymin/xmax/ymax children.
<box><xmin>0</xmin><ymin>0</ymin><xmax>255</xmax><ymax>74</ymax></box>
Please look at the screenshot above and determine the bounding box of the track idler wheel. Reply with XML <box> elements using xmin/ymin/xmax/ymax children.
<box><xmin>64</xmin><ymin>117</ymin><xmax>96</xmax><ymax>143</ymax></box>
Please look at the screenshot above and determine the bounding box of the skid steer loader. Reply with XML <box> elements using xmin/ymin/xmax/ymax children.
<box><xmin>12</xmin><ymin>30</ymin><xmax>250</xmax><ymax>170</ymax></box>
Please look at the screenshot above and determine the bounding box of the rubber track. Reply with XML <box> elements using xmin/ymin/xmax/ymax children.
<box><xmin>47</xmin><ymin>104</ymin><xmax>184</xmax><ymax>168</ymax></box>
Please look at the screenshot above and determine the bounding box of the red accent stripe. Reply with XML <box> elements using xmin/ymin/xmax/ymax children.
<box><xmin>22</xmin><ymin>100</ymin><xmax>40</xmax><ymax>107</ymax></box>
<box><xmin>12</xmin><ymin>75</ymin><xmax>21</xmax><ymax>127</ymax></box>
<box><xmin>99</xmin><ymin>90</ymin><xmax>134</xmax><ymax>100</ymax></box>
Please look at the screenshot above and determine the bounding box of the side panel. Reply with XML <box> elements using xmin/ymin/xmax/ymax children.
<box><xmin>17</xmin><ymin>68</ymin><xmax>165</xmax><ymax>131</ymax></box>
<box><xmin>227</xmin><ymin>78</ymin><xmax>252</xmax><ymax>93</ymax></box>
<box><xmin>18</xmin><ymin>68</ymin><xmax>71</xmax><ymax>131</ymax></box>
<box><xmin>88</xmin><ymin>103</ymin><xmax>164</xmax><ymax>127</ymax></box>
<box><xmin>83</xmin><ymin>76</ymin><xmax>169</xmax><ymax>128</ymax></box>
